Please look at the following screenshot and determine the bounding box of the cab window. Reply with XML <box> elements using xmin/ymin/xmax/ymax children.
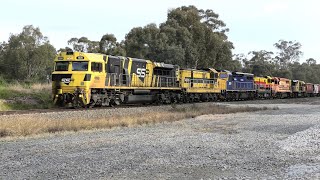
<box><xmin>247</xmin><ymin>76</ymin><xmax>253</xmax><ymax>80</ymax></box>
<box><xmin>55</xmin><ymin>62</ymin><xmax>69</xmax><ymax>71</ymax></box>
<box><xmin>219</xmin><ymin>73</ymin><xmax>228</xmax><ymax>79</ymax></box>
<box><xmin>72</xmin><ymin>61</ymin><xmax>88</xmax><ymax>71</ymax></box>
<box><xmin>91</xmin><ymin>62</ymin><xmax>102</xmax><ymax>72</ymax></box>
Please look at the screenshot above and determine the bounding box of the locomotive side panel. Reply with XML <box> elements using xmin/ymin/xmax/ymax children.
<box><xmin>226</xmin><ymin>72</ymin><xmax>255</xmax><ymax>91</ymax></box>
<box><xmin>306</xmin><ymin>83</ymin><xmax>314</xmax><ymax>96</ymax></box>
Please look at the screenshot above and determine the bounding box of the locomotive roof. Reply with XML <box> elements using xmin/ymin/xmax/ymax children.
<box><xmin>216</xmin><ymin>70</ymin><xmax>253</xmax><ymax>76</ymax></box>
<box><xmin>233</xmin><ymin>72</ymin><xmax>254</xmax><ymax>76</ymax></box>
<box><xmin>180</xmin><ymin>68</ymin><xmax>208</xmax><ymax>71</ymax></box>
<box><xmin>292</xmin><ymin>80</ymin><xmax>305</xmax><ymax>83</ymax></box>
<box><xmin>199</xmin><ymin>68</ymin><xmax>218</xmax><ymax>73</ymax></box>
<box><xmin>107</xmin><ymin>56</ymin><xmax>148</xmax><ymax>62</ymax></box>
<box><xmin>130</xmin><ymin>57</ymin><xmax>149</xmax><ymax>63</ymax></box>
<box><xmin>153</xmin><ymin>62</ymin><xmax>177</xmax><ymax>69</ymax></box>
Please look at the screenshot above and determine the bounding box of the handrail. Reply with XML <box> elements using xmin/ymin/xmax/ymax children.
<box><xmin>186</xmin><ymin>78</ymin><xmax>216</xmax><ymax>88</ymax></box>
<box><xmin>106</xmin><ymin>73</ymin><xmax>179</xmax><ymax>87</ymax></box>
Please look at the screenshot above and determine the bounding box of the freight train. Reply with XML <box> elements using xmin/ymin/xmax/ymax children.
<box><xmin>52</xmin><ymin>51</ymin><xmax>320</xmax><ymax>108</ymax></box>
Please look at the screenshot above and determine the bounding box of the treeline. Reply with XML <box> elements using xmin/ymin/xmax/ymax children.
<box><xmin>238</xmin><ymin>40</ymin><xmax>320</xmax><ymax>83</ymax></box>
<box><xmin>0</xmin><ymin>5</ymin><xmax>319</xmax><ymax>83</ymax></box>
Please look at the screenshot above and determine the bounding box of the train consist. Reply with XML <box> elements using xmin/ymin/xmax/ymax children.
<box><xmin>52</xmin><ymin>51</ymin><xmax>319</xmax><ymax>108</ymax></box>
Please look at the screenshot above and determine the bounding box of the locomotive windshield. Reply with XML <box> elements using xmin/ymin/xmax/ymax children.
<box><xmin>292</xmin><ymin>81</ymin><xmax>298</xmax><ymax>86</ymax></box>
<box><xmin>72</xmin><ymin>61</ymin><xmax>88</xmax><ymax>71</ymax></box>
<box><xmin>55</xmin><ymin>62</ymin><xmax>69</xmax><ymax>71</ymax></box>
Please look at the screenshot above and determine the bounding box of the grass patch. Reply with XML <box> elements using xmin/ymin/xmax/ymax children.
<box><xmin>0</xmin><ymin>104</ymin><xmax>277</xmax><ymax>138</ymax></box>
<box><xmin>0</xmin><ymin>83</ymin><xmax>52</xmax><ymax>110</ymax></box>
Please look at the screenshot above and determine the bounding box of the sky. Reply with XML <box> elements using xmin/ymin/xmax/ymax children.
<box><xmin>0</xmin><ymin>0</ymin><xmax>319</xmax><ymax>62</ymax></box>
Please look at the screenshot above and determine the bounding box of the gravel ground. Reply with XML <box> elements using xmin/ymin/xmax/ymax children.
<box><xmin>1</xmin><ymin>98</ymin><xmax>320</xmax><ymax>179</ymax></box>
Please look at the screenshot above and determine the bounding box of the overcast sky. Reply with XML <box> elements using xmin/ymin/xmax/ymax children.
<box><xmin>0</xmin><ymin>0</ymin><xmax>319</xmax><ymax>61</ymax></box>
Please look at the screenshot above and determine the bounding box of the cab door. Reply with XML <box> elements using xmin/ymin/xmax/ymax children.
<box><xmin>106</xmin><ymin>56</ymin><xmax>121</xmax><ymax>86</ymax></box>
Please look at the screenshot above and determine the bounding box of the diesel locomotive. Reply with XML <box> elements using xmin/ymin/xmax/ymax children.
<box><xmin>52</xmin><ymin>51</ymin><xmax>319</xmax><ymax>108</ymax></box>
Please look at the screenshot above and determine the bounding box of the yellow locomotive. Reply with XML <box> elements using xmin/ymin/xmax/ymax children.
<box><xmin>179</xmin><ymin>68</ymin><xmax>224</xmax><ymax>102</ymax></box>
<box><xmin>52</xmin><ymin>51</ymin><xmax>181</xmax><ymax>107</ymax></box>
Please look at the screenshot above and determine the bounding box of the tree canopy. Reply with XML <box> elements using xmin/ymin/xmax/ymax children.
<box><xmin>0</xmin><ymin>25</ymin><xmax>56</xmax><ymax>82</ymax></box>
<box><xmin>239</xmin><ymin>39</ymin><xmax>320</xmax><ymax>83</ymax></box>
<box><xmin>124</xmin><ymin>6</ymin><xmax>235</xmax><ymax>69</ymax></box>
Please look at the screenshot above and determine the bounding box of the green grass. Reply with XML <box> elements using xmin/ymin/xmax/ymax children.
<box><xmin>0</xmin><ymin>83</ymin><xmax>52</xmax><ymax>110</ymax></box>
<box><xmin>0</xmin><ymin>86</ymin><xmax>24</xmax><ymax>99</ymax></box>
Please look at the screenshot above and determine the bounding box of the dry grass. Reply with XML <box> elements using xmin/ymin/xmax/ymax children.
<box><xmin>7</xmin><ymin>83</ymin><xmax>51</xmax><ymax>93</ymax></box>
<box><xmin>0</xmin><ymin>104</ymin><xmax>277</xmax><ymax>138</ymax></box>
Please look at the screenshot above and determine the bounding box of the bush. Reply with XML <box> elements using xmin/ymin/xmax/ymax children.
<box><xmin>0</xmin><ymin>76</ymin><xmax>7</xmax><ymax>86</ymax></box>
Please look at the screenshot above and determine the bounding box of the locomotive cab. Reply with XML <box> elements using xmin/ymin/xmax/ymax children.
<box><xmin>52</xmin><ymin>51</ymin><xmax>105</xmax><ymax>107</ymax></box>
<box><xmin>292</xmin><ymin>80</ymin><xmax>306</xmax><ymax>97</ymax></box>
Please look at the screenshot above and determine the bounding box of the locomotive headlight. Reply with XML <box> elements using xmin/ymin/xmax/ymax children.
<box><xmin>81</xmin><ymin>82</ymin><xmax>84</xmax><ymax>86</ymax></box>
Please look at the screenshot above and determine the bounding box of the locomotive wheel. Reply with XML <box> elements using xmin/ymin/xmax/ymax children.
<box><xmin>72</xmin><ymin>98</ymin><xmax>85</xmax><ymax>109</ymax></box>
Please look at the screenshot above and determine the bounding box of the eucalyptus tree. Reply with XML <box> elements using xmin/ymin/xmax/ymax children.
<box><xmin>99</xmin><ymin>34</ymin><xmax>126</xmax><ymax>56</ymax></box>
<box><xmin>274</xmin><ymin>40</ymin><xmax>303</xmax><ymax>69</ymax></box>
<box><xmin>124</xmin><ymin>6</ymin><xmax>234</xmax><ymax>69</ymax></box>
<box><xmin>67</xmin><ymin>37</ymin><xmax>99</xmax><ymax>53</ymax></box>
<box><xmin>1</xmin><ymin>25</ymin><xmax>56</xmax><ymax>81</ymax></box>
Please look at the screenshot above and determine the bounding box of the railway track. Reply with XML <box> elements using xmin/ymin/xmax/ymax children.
<box><xmin>0</xmin><ymin>103</ymin><xmax>166</xmax><ymax>116</ymax></box>
<box><xmin>0</xmin><ymin>96</ymin><xmax>317</xmax><ymax>116</ymax></box>
<box><xmin>0</xmin><ymin>100</ymin><xmax>229</xmax><ymax>116</ymax></box>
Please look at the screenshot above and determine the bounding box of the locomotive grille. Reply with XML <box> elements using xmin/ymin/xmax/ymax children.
<box><xmin>52</xmin><ymin>74</ymin><xmax>72</xmax><ymax>81</ymax></box>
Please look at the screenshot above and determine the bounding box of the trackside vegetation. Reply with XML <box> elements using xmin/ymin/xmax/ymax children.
<box><xmin>0</xmin><ymin>80</ymin><xmax>52</xmax><ymax>110</ymax></box>
<box><xmin>0</xmin><ymin>104</ymin><xmax>278</xmax><ymax>138</ymax></box>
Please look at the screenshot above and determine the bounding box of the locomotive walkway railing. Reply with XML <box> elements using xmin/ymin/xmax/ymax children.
<box><xmin>186</xmin><ymin>78</ymin><xmax>216</xmax><ymax>88</ymax></box>
<box><xmin>106</xmin><ymin>73</ymin><xmax>179</xmax><ymax>88</ymax></box>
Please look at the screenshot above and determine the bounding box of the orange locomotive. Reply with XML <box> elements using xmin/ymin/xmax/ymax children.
<box><xmin>271</xmin><ymin>77</ymin><xmax>291</xmax><ymax>98</ymax></box>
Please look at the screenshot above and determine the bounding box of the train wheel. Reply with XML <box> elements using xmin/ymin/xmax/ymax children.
<box><xmin>72</xmin><ymin>98</ymin><xmax>85</xmax><ymax>109</ymax></box>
